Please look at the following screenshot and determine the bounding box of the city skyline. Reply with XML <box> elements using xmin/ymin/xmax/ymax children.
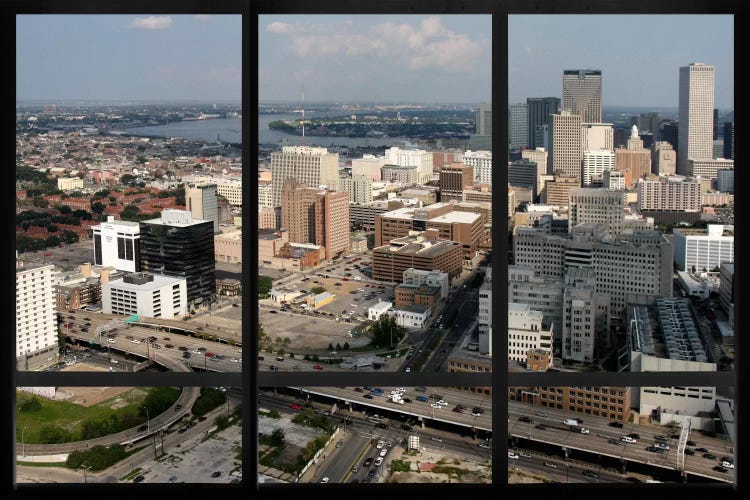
<box><xmin>509</xmin><ymin>15</ymin><xmax>733</xmax><ymax>109</ymax></box>
<box><xmin>16</xmin><ymin>15</ymin><xmax>241</xmax><ymax>101</ymax></box>
<box><xmin>259</xmin><ymin>14</ymin><xmax>492</xmax><ymax>103</ymax></box>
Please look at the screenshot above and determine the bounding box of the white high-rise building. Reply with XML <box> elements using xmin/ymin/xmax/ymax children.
<box><xmin>581</xmin><ymin>123</ymin><xmax>614</xmax><ymax>152</ymax></box>
<box><xmin>637</xmin><ymin>176</ymin><xmax>702</xmax><ymax>212</ymax></box>
<box><xmin>561</xmin><ymin>268</ymin><xmax>610</xmax><ymax>363</ymax></box>
<box><xmin>185</xmin><ymin>182</ymin><xmax>219</xmax><ymax>234</ymax></box>
<box><xmin>508</xmin><ymin>303</ymin><xmax>553</xmax><ymax>368</ymax></box>
<box><xmin>270</xmin><ymin>146</ymin><xmax>340</xmax><ymax>207</ymax></box>
<box><xmin>582</xmin><ymin>149</ymin><xmax>615</xmax><ymax>187</ymax></box>
<box><xmin>351</xmin><ymin>154</ymin><xmax>386</xmax><ymax>181</ymax></box>
<box><xmin>384</xmin><ymin>147</ymin><xmax>434</xmax><ymax>184</ymax></box>
<box><xmin>258</xmin><ymin>181</ymin><xmax>273</xmax><ymax>207</ymax></box>
<box><xmin>678</xmin><ymin>63</ymin><xmax>715</xmax><ymax>175</ymax></box>
<box><xmin>568</xmin><ymin>188</ymin><xmax>626</xmax><ymax>237</ymax></box>
<box><xmin>510</xmin><ymin>103</ymin><xmax>528</xmax><ymax>149</ymax></box>
<box><xmin>340</xmin><ymin>175</ymin><xmax>373</xmax><ymax>204</ymax></box>
<box><xmin>92</xmin><ymin>216</ymin><xmax>141</xmax><ymax>273</ymax></box>
<box><xmin>673</xmin><ymin>224</ymin><xmax>734</xmax><ymax>272</ymax></box>
<box><xmin>16</xmin><ymin>263</ymin><xmax>57</xmax><ymax>370</ymax></box>
<box><xmin>562</xmin><ymin>69</ymin><xmax>602</xmax><ymax>123</ymax></box>
<box><xmin>603</xmin><ymin>169</ymin><xmax>625</xmax><ymax>190</ymax></box>
<box><xmin>548</xmin><ymin>111</ymin><xmax>583</xmax><ymax>179</ymax></box>
<box><xmin>462</xmin><ymin>150</ymin><xmax>493</xmax><ymax>185</ymax></box>
<box><xmin>216</xmin><ymin>178</ymin><xmax>242</xmax><ymax>206</ymax></box>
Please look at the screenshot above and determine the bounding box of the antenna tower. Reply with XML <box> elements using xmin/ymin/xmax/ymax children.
<box><xmin>301</xmin><ymin>88</ymin><xmax>305</xmax><ymax>146</ymax></box>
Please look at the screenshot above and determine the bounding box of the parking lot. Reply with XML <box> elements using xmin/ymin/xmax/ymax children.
<box><xmin>259</xmin><ymin>308</ymin><xmax>369</xmax><ymax>350</ymax></box>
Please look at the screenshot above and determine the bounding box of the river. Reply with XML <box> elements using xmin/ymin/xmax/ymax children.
<box><xmin>124</xmin><ymin>118</ymin><xmax>242</xmax><ymax>145</ymax></box>
<box><xmin>258</xmin><ymin>113</ymin><xmax>410</xmax><ymax>148</ymax></box>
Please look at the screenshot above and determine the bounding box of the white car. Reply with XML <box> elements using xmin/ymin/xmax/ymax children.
<box><xmin>436</xmin><ymin>400</ymin><xmax>448</xmax><ymax>406</ymax></box>
<box><xmin>431</xmin><ymin>403</ymin><xmax>442</xmax><ymax>408</ymax></box>
<box><xmin>508</xmin><ymin>451</ymin><xmax>519</xmax><ymax>459</ymax></box>
<box><xmin>353</xmin><ymin>277</ymin><xmax>362</xmax><ymax>281</ymax></box>
<box><xmin>320</xmin><ymin>477</ymin><xmax>329</xmax><ymax>483</ymax></box>
<box><xmin>379</xmin><ymin>448</ymin><xmax>388</xmax><ymax>457</ymax></box>
<box><xmin>621</xmin><ymin>436</ymin><xmax>637</xmax><ymax>444</ymax></box>
<box><xmin>192</xmin><ymin>349</ymin><xmax>202</xmax><ymax>354</ymax></box>
<box><xmin>229</xmin><ymin>358</ymin><xmax>240</xmax><ymax>363</ymax></box>
<box><xmin>404</xmin><ymin>367</ymin><xmax>411</xmax><ymax>373</ymax></box>
<box><xmin>107</xmin><ymin>338</ymin><xmax>116</xmax><ymax>343</ymax></box>
<box><xmin>722</xmin><ymin>461</ymin><xmax>734</xmax><ymax>469</ymax></box>
<box><xmin>130</xmin><ymin>339</ymin><xmax>141</xmax><ymax>344</ymax></box>
<box><xmin>376</xmin><ymin>441</ymin><xmax>384</xmax><ymax>449</ymax></box>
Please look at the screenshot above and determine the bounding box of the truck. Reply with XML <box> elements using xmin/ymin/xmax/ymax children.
<box><xmin>563</xmin><ymin>418</ymin><xmax>579</xmax><ymax>426</ymax></box>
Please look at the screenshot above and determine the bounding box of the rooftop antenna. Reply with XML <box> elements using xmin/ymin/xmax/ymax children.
<box><xmin>301</xmin><ymin>88</ymin><xmax>305</xmax><ymax>146</ymax></box>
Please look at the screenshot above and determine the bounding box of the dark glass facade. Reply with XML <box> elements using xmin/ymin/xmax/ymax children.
<box><xmin>138</xmin><ymin>220</ymin><xmax>216</xmax><ymax>308</ymax></box>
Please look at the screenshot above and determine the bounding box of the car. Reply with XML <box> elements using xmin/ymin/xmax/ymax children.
<box><xmin>178</xmin><ymin>346</ymin><xmax>188</xmax><ymax>351</ymax></box>
<box><xmin>374</xmin><ymin>458</ymin><xmax>383</xmax><ymax>466</ymax></box>
<box><xmin>351</xmin><ymin>466</ymin><xmax>358</xmax><ymax>473</ymax></box>
<box><xmin>192</xmin><ymin>349</ymin><xmax>202</xmax><ymax>354</ymax></box>
<box><xmin>654</xmin><ymin>443</ymin><xmax>670</xmax><ymax>450</ymax></box>
<box><xmin>415</xmin><ymin>386</ymin><xmax>427</xmax><ymax>392</ymax></box>
<box><xmin>107</xmin><ymin>338</ymin><xmax>116</xmax><ymax>343</ymax></box>
<box><xmin>269</xmin><ymin>310</ymin><xmax>278</xmax><ymax>314</ymax></box>
<box><xmin>621</xmin><ymin>436</ymin><xmax>637</xmax><ymax>444</ymax></box>
<box><xmin>138</xmin><ymin>425</ymin><xmax>148</xmax><ymax>432</ymax></box>
<box><xmin>182</xmin><ymin>352</ymin><xmax>191</xmax><ymax>359</ymax></box>
<box><xmin>304</xmin><ymin>402</ymin><xmax>314</xmax><ymax>408</ymax></box>
<box><xmin>290</xmin><ymin>403</ymin><xmax>303</xmax><ymax>410</ymax></box>
<box><xmin>544</xmin><ymin>461</ymin><xmax>557</xmax><ymax>469</ymax></box>
<box><xmin>198</xmin><ymin>416</ymin><xmax>207</xmax><ymax>422</ymax></box>
<box><xmin>535</xmin><ymin>424</ymin><xmax>547</xmax><ymax>430</ymax></box>
<box><xmin>535</xmin><ymin>412</ymin><xmax>548</xmax><ymax>417</ymax></box>
<box><xmin>152</xmin><ymin>343</ymin><xmax>161</xmax><ymax>349</ymax></box>
<box><xmin>211</xmin><ymin>471</ymin><xmax>221</xmax><ymax>478</ymax></box>
<box><xmin>175</xmin><ymin>404</ymin><xmax>182</xmax><ymax>411</ymax></box>
<box><xmin>685</xmin><ymin>448</ymin><xmax>695</xmax><ymax>456</ymax></box>
<box><xmin>177</xmin><ymin>428</ymin><xmax>187</xmax><ymax>434</ymax></box>
<box><xmin>431</xmin><ymin>403</ymin><xmax>443</xmax><ymax>408</ymax></box>
<box><xmin>582</xmin><ymin>470</ymin><xmax>598</xmax><ymax>479</ymax></box>
<box><xmin>379</xmin><ymin>448</ymin><xmax>388</xmax><ymax>457</ymax></box>
<box><xmin>164</xmin><ymin>344</ymin><xmax>174</xmax><ymax>349</ymax></box>
<box><xmin>686</xmin><ymin>440</ymin><xmax>696</xmax><ymax>446</ymax></box>
<box><xmin>130</xmin><ymin>339</ymin><xmax>141</xmax><ymax>344</ymax></box>
<box><xmin>416</xmin><ymin>396</ymin><xmax>429</xmax><ymax>402</ymax></box>
<box><xmin>452</xmin><ymin>406</ymin><xmax>464</xmax><ymax>413</ymax></box>
<box><xmin>608</xmin><ymin>438</ymin><xmax>622</xmax><ymax>445</ymax></box>
<box><xmin>376</xmin><ymin>423</ymin><xmax>389</xmax><ymax>429</ymax></box>
<box><xmin>608</xmin><ymin>421</ymin><xmax>624</xmax><ymax>428</ymax></box>
<box><xmin>376</xmin><ymin>440</ymin><xmax>384</xmax><ymax>449</ymax></box>
<box><xmin>276</xmin><ymin>356</ymin><xmax>284</xmax><ymax>361</ymax></box>
<box><xmin>478</xmin><ymin>442</ymin><xmax>491</xmax><ymax>449</ymax></box>
<box><xmin>627</xmin><ymin>433</ymin><xmax>640</xmax><ymax>439</ymax></box>
<box><xmin>654</xmin><ymin>435</ymin><xmax>667</xmax><ymax>442</ymax></box>
<box><xmin>518</xmin><ymin>416</ymin><xmax>532</xmax><ymax>423</ymax></box>
<box><xmin>714</xmin><ymin>466</ymin><xmax>729</xmax><ymax>473</ymax></box>
<box><xmin>431</xmin><ymin>437</ymin><xmax>443</xmax><ymax>443</ymax></box>
<box><xmin>133</xmin><ymin>475</ymin><xmax>145</xmax><ymax>483</ymax></box>
<box><xmin>363</xmin><ymin>458</ymin><xmax>373</xmax><ymax>467</ymax></box>
<box><xmin>368</xmin><ymin>469</ymin><xmax>376</xmax><ymax>477</ymax></box>
<box><xmin>363</xmin><ymin>394</ymin><xmax>374</xmax><ymax>399</ymax></box>
<box><xmin>670</xmin><ymin>434</ymin><xmax>681</xmax><ymax>439</ymax></box>
<box><xmin>232</xmin><ymin>303</ymin><xmax>239</xmax><ymax>307</ymax></box>
<box><xmin>229</xmin><ymin>358</ymin><xmax>240</xmax><ymax>363</ymax></box>
<box><xmin>320</xmin><ymin>477</ymin><xmax>329</xmax><ymax>483</ymax></box>
<box><xmin>163</xmin><ymin>337</ymin><xmax>170</xmax><ymax>341</ymax></box>
<box><xmin>703</xmin><ymin>453</ymin><xmax>717</xmax><ymax>460</ymax></box>
<box><xmin>313</xmin><ymin>365</ymin><xmax>323</xmax><ymax>370</ymax></box>
<box><xmin>696</xmin><ymin>447</ymin><xmax>709</xmax><ymax>453</ymax></box>
<box><xmin>472</xmin><ymin>407</ymin><xmax>483</xmax><ymax>416</ymax></box>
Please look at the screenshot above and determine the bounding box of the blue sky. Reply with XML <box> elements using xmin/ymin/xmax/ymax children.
<box><xmin>510</xmin><ymin>15</ymin><xmax>734</xmax><ymax>110</ymax></box>
<box><xmin>16</xmin><ymin>15</ymin><xmax>241</xmax><ymax>102</ymax></box>
<box><xmin>259</xmin><ymin>15</ymin><xmax>492</xmax><ymax>103</ymax></box>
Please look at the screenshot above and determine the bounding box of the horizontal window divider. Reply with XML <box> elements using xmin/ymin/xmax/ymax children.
<box><xmin>258</xmin><ymin>371</ymin><xmax>492</xmax><ymax>388</ymax></box>
<box><xmin>16</xmin><ymin>371</ymin><xmax>242</xmax><ymax>388</ymax></box>
<box><xmin>507</xmin><ymin>370</ymin><xmax>734</xmax><ymax>388</ymax></box>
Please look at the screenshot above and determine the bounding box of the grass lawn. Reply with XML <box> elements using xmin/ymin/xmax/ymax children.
<box><xmin>16</xmin><ymin>388</ymin><xmax>179</xmax><ymax>443</ymax></box>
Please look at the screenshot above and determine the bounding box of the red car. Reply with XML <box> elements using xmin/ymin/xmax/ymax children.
<box><xmin>313</xmin><ymin>365</ymin><xmax>323</xmax><ymax>370</ymax></box>
<box><xmin>342</xmin><ymin>278</ymin><xmax>349</xmax><ymax>281</ymax></box>
<box><xmin>290</xmin><ymin>403</ymin><xmax>303</xmax><ymax>410</ymax></box>
<box><xmin>205</xmin><ymin>352</ymin><xmax>215</xmax><ymax>358</ymax></box>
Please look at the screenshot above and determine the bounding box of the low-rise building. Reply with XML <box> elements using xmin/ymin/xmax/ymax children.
<box><xmin>102</xmin><ymin>272</ymin><xmax>188</xmax><ymax>319</ymax></box>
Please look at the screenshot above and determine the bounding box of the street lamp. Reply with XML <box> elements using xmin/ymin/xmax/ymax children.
<box><xmin>143</xmin><ymin>406</ymin><xmax>150</xmax><ymax>433</ymax></box>
<box><xmin>21</xmin><ymin>425</ymin><xmax>28</xmax><ymax>458</ymax></box>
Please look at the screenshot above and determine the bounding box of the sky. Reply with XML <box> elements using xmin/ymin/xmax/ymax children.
<box><xmin>259</xmin><ymin>15</ymin><xmax>492</xmax><ymax>104</ymax></box>
<box><xmin>16</xmin><ymin>15</ymin><xmax>241</xmax><ymax>102</ymax></box>
<box><xmin>510</xmin><ymin>15</ymin><xmax>734</xmax><ymax>110</ymax></box>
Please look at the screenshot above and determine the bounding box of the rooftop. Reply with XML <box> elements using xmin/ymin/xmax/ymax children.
<box><xmin>103</xmin><ymin>273</ymin><xmax>185</xmax><ymax>292</ymax></box>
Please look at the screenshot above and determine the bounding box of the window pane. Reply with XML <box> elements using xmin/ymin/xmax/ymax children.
<box><xmin>508</xmin><ymin>14</ymin><xmax>734</xmax><ymax>373</ymax></box>
<box><xmin>508</xmin><ymin>385</ymin><xmax>734</xmax><ymax>485</ymax></box>
<box><xmin>259</xmin><ymin>386</ymin><xmax>492</xmax><ymax>484</ymax></box>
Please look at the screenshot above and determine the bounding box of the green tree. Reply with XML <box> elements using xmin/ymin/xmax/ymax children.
<box><xmin>271</xmin><ymin>428</ymin><xmax>285</xmax><ymax>447</ymax></box>
<box><xmin>335</xmin><ymin>343</ymin><xmax>342</xmax><ymax>351</ymax></box>
<box><xmin>120</xmin><ymin>204</ymin><xmax>141</xmax><ymax>221</ymax></box>
<box><xmin>58</xmin><ymin>205</ymin><xmax>72</xmax><ymax>214</ymax></box>
<box><xmin>32</xmin><ymin>197</ymin><xmax>49</xmax><ymax>208</ymax></box>
<box><xmin>258</xmin><ymin>276</ymin><xmax>273</xmax><ymax>298</ymax></box>
<box><xmin>310</xmin><ymin>286</ymin><xmax>326</xmax><ymax>294</ymax></box>
<box><xmin>91</xmin><ymin>201</ymin><xmax>105</xmax><ymax>214</ymax></box>
<box><xmin>327</xmin><ymin>343</ymin><xmax>334</xmax><ymax>351</ymax></box>
<box><xmin>369</xmin><ymin>314</ymin><xmax>405</xmax><ymax>348</ymax></box>
<box><xmin>120</xmin><ymin>174</ymin><xmax>136</xmax><ymax>185</ymax></box>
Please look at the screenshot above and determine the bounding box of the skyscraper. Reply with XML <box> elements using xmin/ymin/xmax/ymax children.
<box><xmin>139</xmin><ymin>209</ymin><xmax>216</xmax><ymax>309</ymax></box>
<box><xmin>476</xmin><ymin>102</ymin><xmax>492</xmax><ymax>136</ymax></box>
<box><xmin>548</xmin><ymin>111</ymin><xmax>583</xmax><ymax>179</ymax></box>
<box><xmin>678</xmin><ymin>63</ymin><xmax>715</xmax><ymax>175</ymax></box>
<box><xmin>16</xmin><ymin>263</ymin><xmax>57</xmax><ymax>370</ymax></box>
<box><xmin>723</xmin><ymin>122</ymin><xmax>734</xmax><ymax>159</ymax></box>
<box><xmin>562</xmin><ymin>69</ymin><xmax>602</xmax><ymax>123</ymax></box>
<box><xmin>185</xmin><ymin>182</ymin><xmax>219</xmax><ymax>234</ymax></box>
<box><xmin>510</xmin><ymin>103</ymin><xmax>528</xmax><ymax>149</ymax></box>
<box><xmin>527</xmin><ymin>97</ymin><xmax>560</xmax><ymax>149</ymax></box>
<box><xmin>270</xmin><ymin>146</ymin><xmax>339</xmax><ymax>207</ymax></box>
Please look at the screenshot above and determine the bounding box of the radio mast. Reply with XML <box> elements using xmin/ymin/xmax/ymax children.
<box><xmin>301</xmin><ymin>88</ymin><xmax>305</xmax><ymax>146</ymax></box>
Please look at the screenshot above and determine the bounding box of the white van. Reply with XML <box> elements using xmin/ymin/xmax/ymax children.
<box><xmin>621</xmin><ymin>436</ymin><xmax>637</xmax><ymax>444</ymax></box>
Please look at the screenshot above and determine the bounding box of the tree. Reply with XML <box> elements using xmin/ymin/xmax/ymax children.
<box><xmin>310</xmin><ymin>286</ymin><xmax>326</xmax><ymax>294</ymax></box>
<box><xmin>46</xmin><ymin>224</ymin><xmax>58</xmax><ymax>233</ymax></box>
<box><xmin>32</xmin><ymin>197</ymin><xmax>49</xmax><ymax>208</ymax></box>
<box><xmin>343</xmin><ymin>342</ymin><xmax>350</xmax><ymax>350</ymax></box>
<box><xmin>58</xmin><ymin>205</ymin><xmax>72</xmax><ymax>214</ymax></box>
<box><xmin>328</xmin><ymin>343</ymin><xmax>334</xmax><ymax>351</ymax></box>
<box><xmin>120</xmin><ymin>204</ymin><xmax>141</xmax><ymax>221</ymax></box>
<box><xmin>91</xmin><ymin>201</ymin><xmax>105</xmax><ymax>214</ymax></box>
<box><xmin>258</xmin><ymin>275</ymin><xmax>273</xmax><ymax>298</ymax></box>
<box><xmin>335</xmin><ymin>343</ymin><xmax>342</xmax><ymax>351</ymax></box>
<box><xmin>270</xmin><ymin>428</ymin><xmax>285</xmax><ymax>447</ymax></box>
<box><xmin>369</xmin><ymin>314</ymin><xmax>406</xmax><ymax>348</ymax></box>
<box><xmin>282</xmin><ymin>337</ymin><xmax>291</xmax><ymax>346</ymax></box>
<box><xmin>120</xmin><ymin>174</ymin><xmax>136</xmax><ymax>185</ymax></box>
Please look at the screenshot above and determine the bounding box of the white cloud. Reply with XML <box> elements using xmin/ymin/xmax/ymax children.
<box><xmin>267</xmin><ymin>21</ymin><xmax>292</xmax><ymax>34</ymax></box>
<box><xmin>129</xmin><ymin>16</ymin><xmax>172</xmax><ymax>30</ymax></box>
<box><xmin>269</xmin><ymin>16</ymin><xmax>481</xmax><ymax>72</ymax></box>
<box><xmin>194</xmin><ymin>15</ymin><xmax>211</xmax><ymax>21</ymax></box>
